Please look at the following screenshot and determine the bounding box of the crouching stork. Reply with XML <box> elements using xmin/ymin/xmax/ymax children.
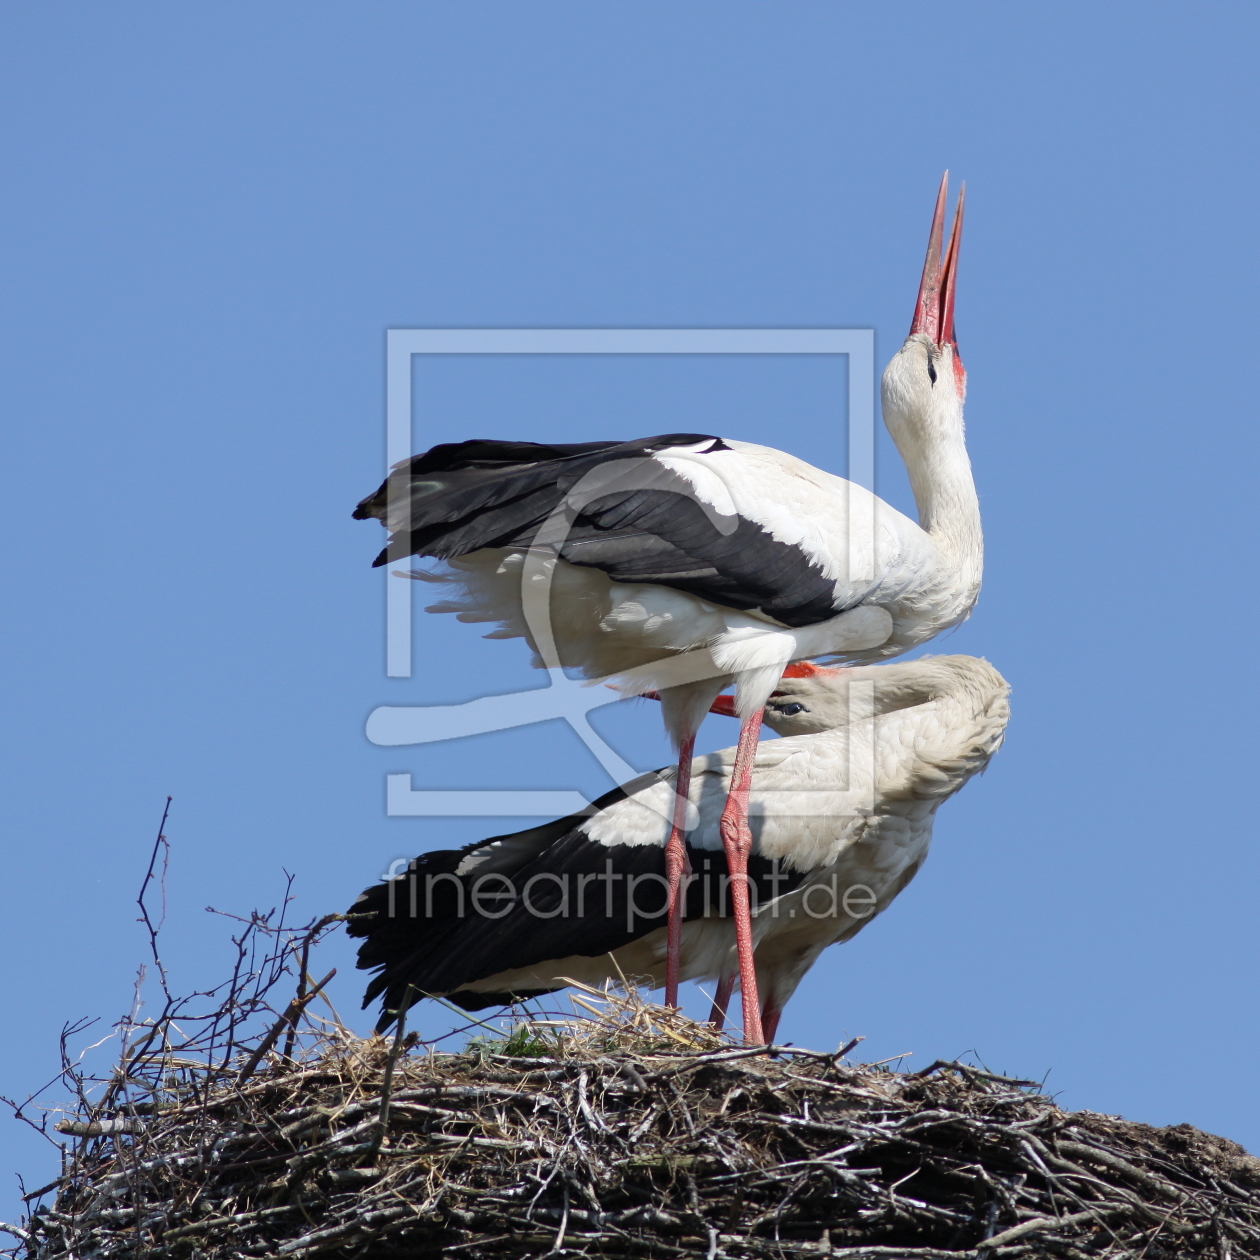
<box><xmin>349</xmin><ymin>655</ymin><xmax>1009</xmax><ymax>1043</ymax></box>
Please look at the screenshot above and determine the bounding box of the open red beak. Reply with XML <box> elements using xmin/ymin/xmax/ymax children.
<box><xmin>910</xmin><ymin>172</ymin><xmax>965</xmax><ymax>354</ymax></box>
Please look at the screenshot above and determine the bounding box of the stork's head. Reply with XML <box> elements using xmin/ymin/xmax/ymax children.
<box><xmin>762</xmin><ymin>662</ymin><xmax>855</xmax><ymax>735</ymax></box>
<box><xmin>706</xmin><ymin>657</ymin><xmax>988</xmax><ymax>735</ymax></box>
<box><xmin>881</xmin><ymin>174</ymin><xmax>967</xmax><ymax>445</ymax></box>
<box><xmin>707</xmin><ymin>661</ymin><xmax>873</xmax><ymax>735</ymax></box>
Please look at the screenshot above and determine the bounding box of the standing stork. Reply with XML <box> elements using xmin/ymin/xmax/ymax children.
<box><xmin>354</xmin><ymin>176</ymin><xmax>979</xmax><ymax>1042</ymax></box>
<box><xmin>349</xmin><ymin>655</ymin><xmax>1009</xmax><ymax>1039</ymax></box>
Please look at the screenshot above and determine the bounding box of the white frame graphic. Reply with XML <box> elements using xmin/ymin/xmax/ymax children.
<box><xmin>374</xmin><ymin>327</ymin><xmax>876</xmax><ymax>817</ymax></box>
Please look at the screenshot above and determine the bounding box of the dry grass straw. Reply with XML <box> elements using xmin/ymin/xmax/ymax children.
<box><xmin>9</xmin><ymin>974</ymin><xmax>1260</xmax><ymax>1260</ymax></box>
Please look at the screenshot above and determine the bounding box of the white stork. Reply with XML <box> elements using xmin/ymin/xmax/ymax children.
<box><xmin>353</xmin><ymin>175</ymin><xmax>979</xmax><ymax>1042</ymax></box>
<box><xmin>349</xmin><ymin>655</ymin><xmax>1009</xmax><ymax>1042</ymax></box>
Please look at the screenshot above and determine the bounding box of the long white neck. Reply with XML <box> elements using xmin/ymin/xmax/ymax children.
<box><xmin>881</xmin><ymin>336</ymin><xmax>983</xmax><ymax>600</ymax></box>
<box><xmin>903</xmin><ymin>423</ymin><xmax>982</xmax><ymax>592</ymax></box>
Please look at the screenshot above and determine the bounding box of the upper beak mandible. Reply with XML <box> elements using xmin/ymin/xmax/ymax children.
<box><xmin>909</xmin><ymin>172</ymin><xmax>965</xmax><ymax>352</ymax></box>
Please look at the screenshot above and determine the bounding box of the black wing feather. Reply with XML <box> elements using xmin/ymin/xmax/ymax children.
<box><xmin>354</xmin><ymin>435</ymin><xmax>841</xmax><ymax>627</ymax></box>
<box><xmin>348</xmin><ymin>796</ymin><xmax>803</xmax><ymax>1029</ymax></box>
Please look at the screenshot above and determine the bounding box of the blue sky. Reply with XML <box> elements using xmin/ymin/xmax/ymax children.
<box><xmin>1</xmin><ymin>1</ymin><xmax>1257</xmax><ymax>1214</ymax></box>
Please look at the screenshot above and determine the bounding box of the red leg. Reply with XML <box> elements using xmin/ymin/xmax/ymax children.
<box><xmin>761</xmin><ymin>997</ymin><xmax>782</xmax><ymax>1046</ymax></box>
<box><xmin>663</xmin><ymin>734</ymin><xmax>695</xmax><ymax>1008</ymax></box>
<box><xmin>718</xmin><ymin>711</ymin><xmax>765</xmax><ymax>1044</ymax></box>
<box><xmin>708</xmin><ymin>973</ymin><xmax>734</xmax><ymax>1030</ymax></box>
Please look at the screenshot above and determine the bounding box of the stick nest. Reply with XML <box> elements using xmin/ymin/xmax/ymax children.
<box><xmin>19</xmin><ymin>985</ymin><xmax>1260</xmax><ymax>1260</ymax></box>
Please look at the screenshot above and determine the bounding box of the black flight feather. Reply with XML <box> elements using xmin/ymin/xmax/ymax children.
<box><xmin>354</xmin><ymin>435</ymin><xmax>843</xmax><ymax>628</ymax></box>
<box><xmin>348</xmin><ymin>785</ymin><xmax>805</xmax><ymax>1030</ymax></box>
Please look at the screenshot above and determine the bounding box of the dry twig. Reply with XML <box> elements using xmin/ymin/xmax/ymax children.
<box><xmin>6</xmin><ymin>831</ymin><xmax>1258</xmax><ymax>1260</ymax></box>
<box><xmin>9</xmin><ymin>980</ymin><xmax>1260</xmax><ymax>1260</ymax></box>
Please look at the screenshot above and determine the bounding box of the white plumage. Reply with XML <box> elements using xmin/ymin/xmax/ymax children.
<box><xmin>355</xmin><ymin>174</ymin><xmax>976</xmax><ymax>1041</ymax></box>
<box><xmin>414</xmin><ymin>431</ymin><xmax>978</xmax><ymax>704</ymax></box>
<box><xmin>350</xmin><ymin>654</ymin><xmax>1009</xmax><ymax>1042</ymax></box>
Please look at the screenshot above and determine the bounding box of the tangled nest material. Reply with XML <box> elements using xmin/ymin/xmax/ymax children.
<box><xmin>4</xmin><ymin>821</ymin><xmax>1258</xmax><ymax>1260</ymax></box>
<box><xmin>12</xmin><ymin>977</ymin><xmax>1260</xmax><ymax>1260</ymax></box>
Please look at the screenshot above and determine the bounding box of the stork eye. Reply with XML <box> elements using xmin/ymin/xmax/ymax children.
<box><xmin>775</xmin><ymin>702</ymin><xmax>807</xmax><ymax>716</ymax></box>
